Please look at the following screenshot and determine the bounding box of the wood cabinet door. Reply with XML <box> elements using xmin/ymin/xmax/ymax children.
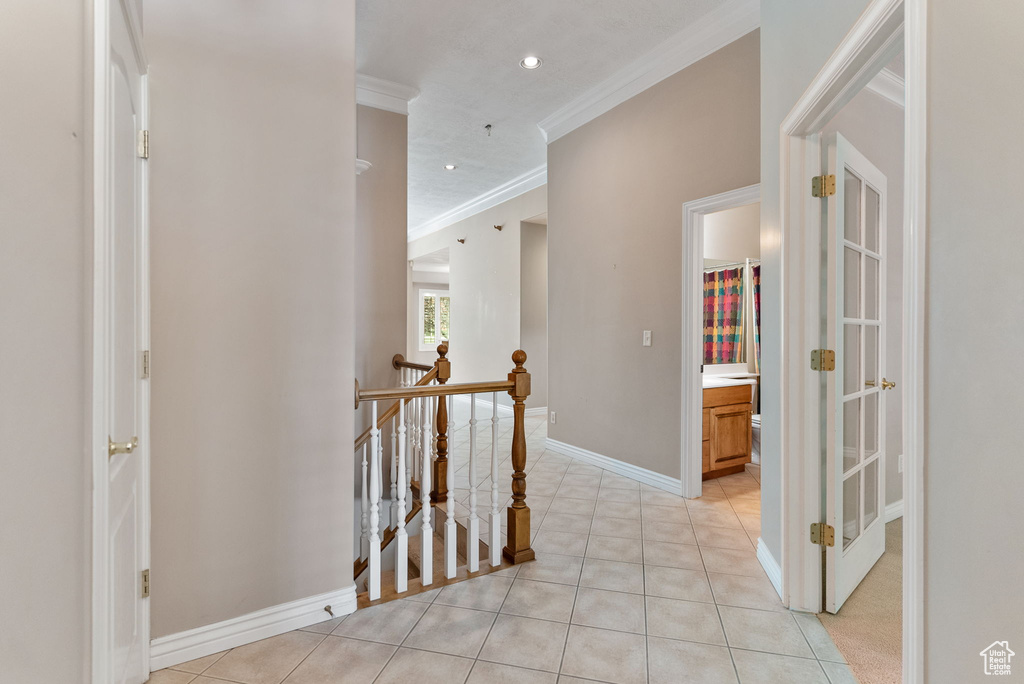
<box><xmin>702</xmin><ymin>440</ymin><xmax>711</xmax><ymax>473</ymax></box>
<box><xmin>710</xmin><ymin>403</ymin><xmax>752</xmax><ymax>470</ymax></box>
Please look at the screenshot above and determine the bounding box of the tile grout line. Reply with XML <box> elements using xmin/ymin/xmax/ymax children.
<box><xmin>554</xmin><ymin>455</ymin><xmax>583</xmax><ymax>681</ymax></box>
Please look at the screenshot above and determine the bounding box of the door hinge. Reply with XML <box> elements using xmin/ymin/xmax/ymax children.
<box><xmin>810</xmin><ymin>522</ymin><xmax>835</xmax><ymax>547</ymax></box>
<box><xmin>810</xmin><ymin>349</ymin><xmax>836</xmax><ymax>372</ymax></box>
<box><xmin>138</xmin><ymin>130</ymin><xmax>150</xmax><ymax>159</ymax></box>
<box><xmin>141</xmin><ymin>350</ymin><xmax>150</xmax><ymax>379</ymax></box>
<box><xmin>141</xmin><ymin>569</ymin><xmax>151</xmax><ymax>598</ymax></box>
<box><xmin>811</xmin><ymin>174</ymin><xmax>836</xmax><ymax>198</ymax></box>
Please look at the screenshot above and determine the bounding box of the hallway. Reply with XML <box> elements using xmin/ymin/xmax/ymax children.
<box><xmin>151</xmin><ymin>420</ymin><xmax>854</xmax><ymax>684</ymax></box>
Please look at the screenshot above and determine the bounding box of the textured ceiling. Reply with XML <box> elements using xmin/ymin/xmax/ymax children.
<box><xmin>357</xmin><ymin>0</ymin><xmax>725</xmax><ymax>231</ymax></box>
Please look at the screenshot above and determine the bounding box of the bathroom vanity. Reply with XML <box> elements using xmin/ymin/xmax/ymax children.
<box><xmin>702</xmin><ymin>376</ymin><xmax>756</xmax><ymax>479</ymax></box>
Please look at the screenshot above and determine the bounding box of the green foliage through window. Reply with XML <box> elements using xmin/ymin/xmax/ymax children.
<box><xmin>422</xmin><ymin>292</ymin><xmax>450</xmax><ymax>347</ymax></box>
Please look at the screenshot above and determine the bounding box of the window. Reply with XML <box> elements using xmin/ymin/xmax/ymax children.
<box><xmin>419</xmin><ymin>288</ymin><xmax>450</xmax><ymax>351</ymax></box>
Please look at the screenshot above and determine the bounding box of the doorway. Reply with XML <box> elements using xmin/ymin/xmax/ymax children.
<box><xmin>91</xmin><ymin>0</ymin><xmax>151</xmax><ymax>682</ymax></box>
<box><xmin>775</xmin><ymin>0</ymin><xmax>925</xmax><ymax>680</ymax></box>
<box><xmin>680</xmin><ymin>184</ymin><xmax>760</xmax><ymax>500</ymax></box>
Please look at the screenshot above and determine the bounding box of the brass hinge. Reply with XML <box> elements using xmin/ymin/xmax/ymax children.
<box><xmin>141</xmin><ymin>350</ymin><xmax>150</xmax><ymax>379</ymax></box>
<box><xmin>141</xmin><ymin>569</ymin><xmax>151</xmax><ymax>598</ymax></box>
<box><xmin>810</xmin><ymin>349</ymin><xmax>836</xmax><ymax>372</ymax></box>
<box><xmin>811</xmin><ymin>174</ymin><xmax>836</xmax><ymax>198</ymax></box>
<box><xmin>138</xmin><ymin>130</ymin><xmax>149</xmax><ymax>159</ymax></box>
<box><xmin>810</xmin><ymin>522</ymin><xmax>835</xmax><ymax>547</ymax></box>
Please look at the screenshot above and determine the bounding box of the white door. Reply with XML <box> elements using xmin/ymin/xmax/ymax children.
<box><xmin>824</xmin><ymin>133</ymin><xmax>888</xmax><ymax>613</ymax></box>
<box><xmin>104</xmin><ymin>1</ymin><xmax>149</xmax><ymax>681</ymax></box>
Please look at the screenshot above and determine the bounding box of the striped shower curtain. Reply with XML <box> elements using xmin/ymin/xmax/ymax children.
<box><xmin>752</xmin><ymin>264</ymin><xmax>761</xmax><ymax>373</ymax></box>
<box><xmin>703</xmin><ymin>267</ymin><xmax>744</xmax><ymax>365</ymax></box>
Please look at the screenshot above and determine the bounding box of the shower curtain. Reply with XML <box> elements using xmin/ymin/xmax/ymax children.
<box><xmin>703</xmin><ymin>267</ymin><xmax>744</xmax><ymax>364</ymax></box>
<box><xmin>752</xmin><ymin>264</ymin><xmax>761</xmax><ymax>373</ymax></box>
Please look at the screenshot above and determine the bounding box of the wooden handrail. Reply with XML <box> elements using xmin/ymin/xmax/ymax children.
<box><xmin>392</xmin><ymin>354</ymin><xmax>432</xmax><ymax>372</ymax></box>
<box><xmin>356</xmin><ymin>379</ymin><xmax>515</xmax><ymax>405</ymax></box>
<box><xmin>354</xmin><ymin>366</ymin><xmax>438</xmax><ymax>451</ymax></box>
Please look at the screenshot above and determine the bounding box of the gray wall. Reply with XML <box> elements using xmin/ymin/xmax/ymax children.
<box><xmin>759</xmin><ymin>0</ymin><xmax>873</xmax><ymax>560</ymax></box>
<box><xmin>547</xmin><ymin>31</ymin><xmax>760</xmax><ymax>478</ymax></box>
<box><xmin>148</xmin><ymin>0</ymin><xmax>356</xmax><ymax>638</ymax></box>
<box><xmin>924</xmin><ymin>2</ymin><xmax>1024</xmax><ymax>679</ymax></box>
<box><xmin>407</xmin><ymin>186</ymin><xmax>548</xmax><ymax>405</ymax></box>
<box><xmin>0</xmin><ymin>0</ymin><xmax>91</xmax><ymax>680</ymax></box>
<box><xmin>356</xmin><ymin>104</ymin><xmax>409</xmax><ymax>429</ymax></box>
<box><xmin>822</xmin><ymin>87</ymin><xmax>904</xmax><ymax>508</ymax></box>
<box><xmin>520</xmin><ymin>222</ymin><xmax>549</xmax><ymax>407</ymax></box>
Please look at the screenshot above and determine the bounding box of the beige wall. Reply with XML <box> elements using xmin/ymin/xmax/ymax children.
<box><xmin>356</xmin><ymin>104</ymin><xmax>408</xmax><ymax>431</ymax></box>
<box><xmin>822</xmin><ymin>87</ymin><xmax>904</xmax><ymax>508</ymax></box>
<box><xmin>148</xmin><ymin>0</ymin><xmax>356</xmax><ymax>638</ymax></box>
<box><xmin>407</xmin><ymin>185</ymin><xmax>547</xmax><ymax>406</ymax></box>
<box><xmin>547</xmin><ymin>31</ymin><xmax>760</xmax><ymax>478</ymax></box>
<box><xmin>924</xmin><ymin>2</ymin><xmax>1024</xmax><ymax>678</ymax></box>
<box><xmin>520</xmin><ymin>222</ymin><xmax>548</xmax><ymax>407</ymax></box>
<box><xmin>759</xmin><ymin>0</ymin><xmax>873</xmax><ymax>559</ymax></box>
<box><xmin>0</xmin><ymin>1</ymin><xmax>91</xmax><ymax>680</ymax></box>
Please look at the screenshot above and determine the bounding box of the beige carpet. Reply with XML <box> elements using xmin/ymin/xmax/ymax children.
<box><xmin>818</xmin><ymin>518</ymin><xmax>903</xmax><ymax>684</ymax></box>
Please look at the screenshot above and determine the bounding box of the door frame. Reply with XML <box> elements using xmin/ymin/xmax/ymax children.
<box><xmin>91</xmin><ymin>0</ymin><xmax>150</xmax><ymax>681</ymax></box>
<box><xmin>680</xmin><ymin>184</ymin><xmax>760</xmax><ymax>499</ymax></box>
<box><xmin>776</xmin><ymin>0</ymin><xmax>925</xmax><ymax>681</ymax></box>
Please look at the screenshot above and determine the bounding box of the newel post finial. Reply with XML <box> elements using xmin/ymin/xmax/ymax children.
<box><xmin>503</xmin><ymin>349</ymin><xmax>535</xmax><ymax>564</ymax></box>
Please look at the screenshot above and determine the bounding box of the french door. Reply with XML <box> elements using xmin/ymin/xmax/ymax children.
<box><xmin>824</xmin><ymin>133</ymin><xmax>889</xmax><ymax>612</ymax></box>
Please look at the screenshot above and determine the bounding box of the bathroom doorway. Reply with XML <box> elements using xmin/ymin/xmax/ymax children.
<box><xmin>680</xmin><ymin>184</ymin><xmax>762</xmax><ymax>500</ymax></box>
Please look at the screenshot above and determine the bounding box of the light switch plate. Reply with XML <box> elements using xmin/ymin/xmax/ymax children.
<box><xmin>642</xmin><ymin>330</ymin><xmax>652</xmax><ymax>347</ymax></box>
<box><xmin>550</xmin><ymin>411</ymin><xmax>557</xmax><ymax>424</ymax></box>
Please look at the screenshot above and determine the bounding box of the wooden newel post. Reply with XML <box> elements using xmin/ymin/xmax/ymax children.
<box><xmin>503</xmin><ymin>349</ymin><xmax>535</xmax><ymax>564</ymax></box>
<box><xmin>431</xmin><ymin>344</ymin><xmax>451</xmax><ymax>503</ymax></box>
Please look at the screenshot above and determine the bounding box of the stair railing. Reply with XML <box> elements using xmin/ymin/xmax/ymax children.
<box><xmin>352</xmin><ymin>346</ymin><xmax>448</xmax><ymax>581</ymax></box>
<box><xmin>354</xmin><ymin>349</ymin><xmax>535</xmax><ymax>601</ymax></box>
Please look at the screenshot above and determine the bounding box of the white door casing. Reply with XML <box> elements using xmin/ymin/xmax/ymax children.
<box><xmin>680</xmin><ymin>185</ymin><xmax>761</xmax><ymax>499</ymax></box>
<box><xmin>93</xmin><ymin>0</ymin><xmax>149</xmax><ymax>682</ymax></box>
<box><xmin>824</xmin><ymin>133</ymin><xmax>887</xmax><ymax>612</ymax></box>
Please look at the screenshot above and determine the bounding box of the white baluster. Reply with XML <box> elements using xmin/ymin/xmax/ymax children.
<box><xmin>467</xmin><ymin>394</ymin><xmax>480</xmax><ymax>571</ymax></box>
<box><xmin>390</xmin><ymin>416</ymin><xmax>398</xmax><ymax>528</ymax></box>
<box><xmin>444</xmin><ymin>394</ymin><xmax>457</xmax><ymax>579</ymax></box>
<box><xmin>406</xmin><ymin>394</ymin><xmax>416</xmax><ymax>511</ymax></box>
<box><xmin>395</xmin><ymin>400</ymin><xmax>408</xmax><ymax>593</ymax></box>
<box><xmin>368</xmin><ymin>402</ymin><xmax>382</xmax><ymax>601</ymax></box>
<box><xmin>489</xmin><ymin>392</ymin><xmax>501</xmax><ymax>566</ymax></box>
<box><xmin>420</xmin><ymin>394</ymin><xmax>434</xmax><ymax>587</ymax></box>
<box><xmin>360</xmin><ymin>443</ymin><xmax>369</xmax><ymax>560</ymax></box>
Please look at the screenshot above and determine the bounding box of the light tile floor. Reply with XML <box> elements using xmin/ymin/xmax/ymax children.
<box><xmin>152</xmin><ymin>416</ymin><xmax>855</xmax><ymax>684</ymax></box>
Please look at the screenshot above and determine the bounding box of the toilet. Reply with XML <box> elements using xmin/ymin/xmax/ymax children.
<box><xmin>751</xmin><ymin>413</ymin><xmax>761</xmax><ymax>464</ymax></box>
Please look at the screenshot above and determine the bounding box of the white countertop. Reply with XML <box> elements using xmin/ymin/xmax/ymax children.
<box><xmin>702</xmin><ymin>376</ymin><xmax>758</xmax><ymax>389</ymax></box>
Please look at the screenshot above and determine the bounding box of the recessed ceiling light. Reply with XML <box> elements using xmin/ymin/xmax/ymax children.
<box><xmin>444</xmin><ymin>164</ymin><xmax>457</xmax><ymax>171</ymax></box>
<box><xmin>520</xmin><ymin>56</ymin><xmax>542</xmax><ymax>70</ymax></box>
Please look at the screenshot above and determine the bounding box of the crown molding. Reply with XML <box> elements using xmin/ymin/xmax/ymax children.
<box><xmin>537</xmin><ymin>0</ymin><xmax>760</xmax><ymax>143</ymax></box>
<box><xmin>355</xmin><ymin>159</ymin><xmax>372</xmax><ymax>175</ymax></box>
<box><xmin>408</xmin><ymin>165</ymin><xmax>547</xmax><ymax>242</ymax></box>
<box><xmin>356</xmin><ymin>74</ymin><xmax>419</xmax><ymax>115</ymax></box>
<box><xmin>864</xmin><ymin>66</ymin><xmax>905</xmax><ymax>108</ymax></box>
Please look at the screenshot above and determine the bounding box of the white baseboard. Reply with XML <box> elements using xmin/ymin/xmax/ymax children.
<box><xmin>885</xmin><ymin>499</ymin><xmax>904</xmax><ymax>523</ymax></box>
<box><xmin>454</xmin><ymin>395</ymin><xmax>547</xmax><ymax>419</ymax></box>
<box><xmin>756</xmin><ymin>538</ymin><xmax>784</xmax><ymax>599</ymax></box>
<box><xmin>150</xmin><ymin>585</ymin><xmax>357</xmax><ymax>671</ymax></box>
<box><xmin>453</xmin><ymin>394</ymin><xmax>514</xmax><ymax>417</ymax></box>
<box><xmin>545</xmin><ymin>438</ymin><xmax>681</xmax><ymax>495</ymax></box>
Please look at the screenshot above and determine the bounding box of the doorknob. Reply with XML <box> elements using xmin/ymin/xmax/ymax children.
<box><xmin>109</xmin><ymin>436</ymin><xmax>139</xmax><ymax>458</ymax></box>
<box><xmin>882</xmin><ymin>378</ymin><xmax>896</xmax><ymax>390</ymax></box>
